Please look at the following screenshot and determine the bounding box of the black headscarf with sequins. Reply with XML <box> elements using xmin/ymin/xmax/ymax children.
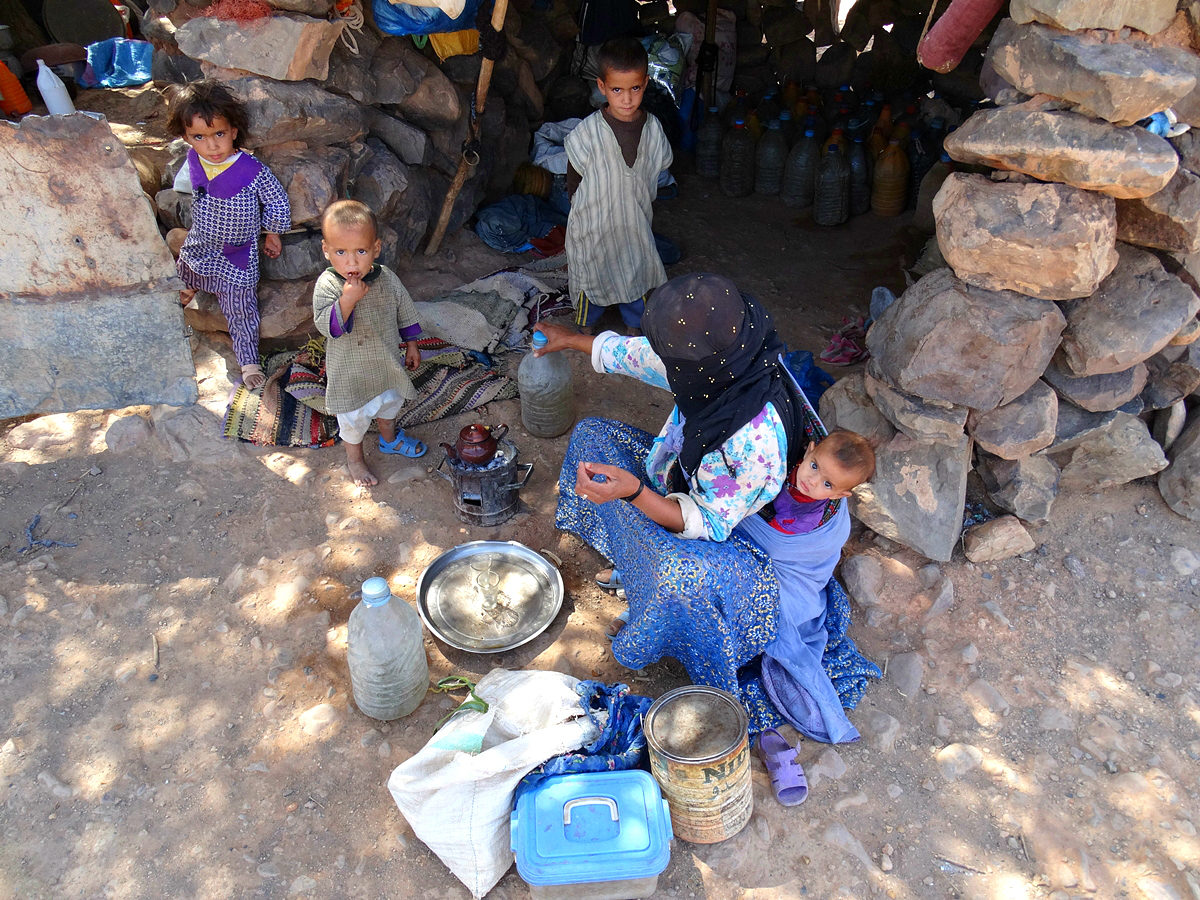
<box><xmin>643</xmin><ymin>272</ymin><xmax>798</xmax><ymax>483</ymax></box>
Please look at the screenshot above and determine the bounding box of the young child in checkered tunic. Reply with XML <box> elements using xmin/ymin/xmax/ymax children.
<box><xmin>313</xmin><ymin>200</ymin><xmax>427</xmax><ymax>487</ymax></box>
<box><xmin>168</xmin><ymin>80</ymin><xmax>291</xmax><ymax>391</ymax></box>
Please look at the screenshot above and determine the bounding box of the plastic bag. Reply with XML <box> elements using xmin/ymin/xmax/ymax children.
<box><xmin>640</xmin><ymin>32</ymin><xmax>692</xmax><ymax>106</ymax></box>
<box><xmin>387</xmin><ymin>669</ymin><xmax>599</xmax><ymax>898</ymax></box>
<box><xmin>373</xmin><ymin>0</ymin><xmax>481</xmax><ymax>36</ymax></box>
<box><xmin>79</xmin><ymin>38</ymin><xmax>152</xmax><ymax>88</ymax></box>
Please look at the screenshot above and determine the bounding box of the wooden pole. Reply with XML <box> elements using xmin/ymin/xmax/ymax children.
<box><xmin>424</xmin><ymin>0</ymin><xmax>510</xmax><ymax>256</ymax></box>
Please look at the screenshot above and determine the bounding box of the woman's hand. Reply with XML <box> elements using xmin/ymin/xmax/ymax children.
<box><xmin>574</xmin><ymin>462</ymin><xmax>641</xmax><ymax>503</ymax></box>
<box><xmin>533</xmin><ymin>322</ymin><xmax>591</xmax><ymax>357</ymax></box>
<box><xmin>263</xmin><ymin>233</ymin><xmax>282</xmax><ymax>258</ymax></box>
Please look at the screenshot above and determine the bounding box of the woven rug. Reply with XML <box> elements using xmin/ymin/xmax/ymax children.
<box><xmin>222</xmin><ymin>338</ymin><xmax>516</xmax><ymax>446</ymax></box>
<box><xmin>222</xmin><ymin>349</ymin><xmax>338</xmax><ymax>448</ymax></box>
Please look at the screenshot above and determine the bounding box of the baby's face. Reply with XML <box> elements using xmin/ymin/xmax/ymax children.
<box><xmin>792</xmin><ymin>441</ymin><xmax>858</xmax><ymax>501</ymax></box>
<box><xmin>322</xmin><ymin>223</ymin><xmax>381</xmax><ymax>280</ymax></box>
<box><xmin>184</xmin><ymin>113</ymin><xmax>237</xmax><ymax>165</ymax></box>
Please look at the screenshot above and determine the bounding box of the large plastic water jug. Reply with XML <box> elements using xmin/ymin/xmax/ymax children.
<box><xmin>720</xmin><ymin>118</ymin><xmax>755</xmax><ymax>198</ymax></box>
<box><xmin>695</xmin><ymin>106</ymin><xmax>722</xmax><ymax>179</ymax></box>
<box><xmin>519</xmin><ymin>330</ymin><xmax>575</xmax><ymax>437</ymax></box>
<box><xmin>754</xmin><ymin>119</ymin><xmax>788</xmax><ymax>196</ymax></box>
<box><xmin>847</xmin><ymin>137</ymin><xmax>871</xmax><ymax>216</ymax></box>
<box><xmin>347</xmin><ymin>577</ymin><xmax>429</xmax><ymax>721</ymax></box>
<box><xmin>871</xmin><ymin>139</ymin><xmax>909</xmax><ymax>217</ymax></box>
<box><xmin>780</xmin><ymin>128</ymin><xmax>819</xmax><ymax>209</ymax></box>
<box><xmin>813</xmin><ymin>145</ymin><xmax>849</xmax><ymax>226</ymax></box>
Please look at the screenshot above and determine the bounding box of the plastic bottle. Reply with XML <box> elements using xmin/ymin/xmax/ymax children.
<box><xmin>746</xmin><ymin>109</ymin><xmax>763</xmax><ymax>141</ymax></box>
<box><xmin>822</xmin><ymin>127</ymin><xmax>848</xmax><ymax>156</ymax></box>
<box><xmin>871</xmin><ymin>138</ymin><xmax>909</xmax><ymax>217</ymax></box>
<box><xmin>867</xmin><ymin>126</ymin><xmax>888</xmax><ymax>163</ymax></box>
<box><xmin>813</xmin><ymin>145</ymin><xmax>849</xmax><ymax>226</ymax></box>
<box><xmin>913</xmin><ymin>151</ymin><xmax>956</xmax><ymax>233</ymax></box>
<box><xmin>519</xmin><ymin>330</ymin><xmax>576</xmax><ymax>437</ymax></box>
<box><xmin>722</xmin><ymin>90</ymin><xmax>749</xmax><ymax>129</ymax></box>
<box><xmin>36</xmin><ymin>59</ymin><xmax>74</xmax><ymax>115</ymax></box>
<box><xmin>695</xmin><ymin>106</ymin><xmax>722</xmax><ymax>178</ymax></box>
<box><xmin>780</xmin><ymin>127</ymin><xmax>819</xmax><ymax>208</ymax></box>
<box><xmin>720</xmin><ymin>118</ymin><xmax>755</xmax><ymax>198</ymax></box>
<box><xmin>347</xmin><ymin>577</ymin><xmax>429</xmax><ymax>721</ymax></box>
<box><xmin>755</xmin><ymin>119</ymin><xmax>788</xmax><ymax>195</ymax></box>
<box><xmin>847</xmin><ymin>137</ymin><xmax>871</xmax><ymax>216</ymax></box>
<box><xmin>777</xmin><ymin>108</ymin><xmax>796</xmax><ymax>147</ymax></box>
<box><xmin>875</xmin><ymin>103</ymin><xmax>893</xmax><ymax>139</ymax></box>
<box><xmin>757</xmin><ymin>90</ymin><xmax>781</xmax><ymax>123</ymax></box>
<box><xmin>0</xmin><ymin>60</ymin><xmax>31</xmax><ymax>116</ymax></box>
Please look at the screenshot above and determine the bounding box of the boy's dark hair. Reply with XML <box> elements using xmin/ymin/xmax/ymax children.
<box><xmin>322</xmin><ymin>199</ymin><xmax>379</xmax><ymax>240</ymax></box>
<box><xmin>167</xmin><ymin>80</ymin><xmax>250</xmax><ymax>144</ymax></box>
<box><xmin>597</xmin><ymin>36</ymin><xmax>648</xmax><ymax>80</ymax></box>
<box><xmin>822</xmin><ymin>429</ymin><xmax>876</xmax><ymax>484</ymax></box>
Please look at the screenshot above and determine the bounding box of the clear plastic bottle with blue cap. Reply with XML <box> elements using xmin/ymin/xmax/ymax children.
<box><xmin>346</xmin><ymin>576</ymin><xmax>428</xmax><ymax>720</ymax></box>
<box><xmin>519</xmin><ymin>328</ymin><xmax>575</xmax><ymax>438</ymax></box>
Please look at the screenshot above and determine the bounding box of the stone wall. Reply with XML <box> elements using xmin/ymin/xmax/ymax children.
<box><xmin>820</xmin><ymin>1</ymin><xmax>1200</xmax><ymax>557</ymax></box>
<box><xmin>139</xmin><ymin>0</ymin><xmax>566</xmax><ymax>346</ymax></box>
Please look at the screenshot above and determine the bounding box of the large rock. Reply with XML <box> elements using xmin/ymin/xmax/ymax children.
<box><xmin>186</xmin><ymin>280</ymin><xmax>316</xmax><ymax>341</ymax></box>
<box><xmin>154</xmin><ymin>188</ymin><xmax>193</xmax><ymax>231</ymax></box>
<box><xmin>943</xmin><ymin>106</ymin><xmax>1177</xmax><ymax>200</ymax></box>
<box><xmin>351</xmin><ymin>139</ymin><xmax>412</xmax><ymax>224</ymax></box>
<box><xmin>1059</xmin><ymin>245</ymin><xmax>1200</xmax><ymax>376</ymax></box>
<box><xmin>504</xmin><ymin>6</ymin><xmax>562</xmax><ymax>82</ymax></box>
<box><xmin>365</xmin><ymin>109</ymin><xmax>431</xmax><ymax>167</ymax></box>
<box><xmin>224</xmin><ymin>77</ymin><xmax>364</xmax><ymax>148</ymax></box>
<box><xmin>866</xmin><ymin>268</ymin><xmax>1067</xmax><ymax>412</ymax></box>
<box><xmin>1009</xmin><ymin>0</ymin><xmax>1178</xmax><ymax>35</ymax></box>
<box><xmin>1042</xmin><ymin>355</ymin><xmax>1148</xmax><ymax>412</ymax></box>
<box><xmin>962</xmin><ymin>516</ymin><xmax>1036</xmax><ymax>563</ymax></box>
<box><xmin>384</xmin><ymin>164</ymin><xmax>440</xmax><ymax>253</ymax></box>
<box><xmin>850</xmin><ymin>432</ymin><xmax>971</xmax><ymax>562</ymax></box>
<box><xmin>1173</xmin><ymin>131</ymin><xmax>1200</xmax><ymax>175</ymax></box>
<box><xmin>863</xmin><ymin>366</ymin><xmax>968</xmax><ymax>443</ymax></box>
<box><xmin>1141</xmin><ymin>351</ymin><xmax>1200</xmax><ymax>410</ymax></box>
<box><xmin>1159</xmin><ymin>416</ymin><xmax>1200</xmax><ymax>520</ymax></box>
<box><xmin>259</xmin><ymin>144</ymin><xmax>351</xmax><ymax>227</ymax></box>
<box><xmin>968</xmin><ymin>380</ymin><xmax>1057</xmax><ymax>459</ymax></box>
<box><xmin>1042</xmin><ymin>406</ymin><xmax>1168</xmax><ymax>491</ymax></box>
<box><xmin>0</xmin><ymin>114</ymin><xmax>197</xmax><ymax>416</ymax></box>
<box><xmin>372</xmin><ymin>37</ymin><xmax>462</xmax><ymax>131</ymax></box>
<box><xmin>986</xmin><ymin>19</ymin><xmax>1198</xmax><ymax>126</ymax></box>
<box><xmin>933</xmin><ymin>173</ymin><xmax>1117</xmax><ymax>301</ymax></box>
<box><xmin>818</xmin><ymin>373</ymin><xmax>896</xmax><ymax>448</ymax></box>
<box><xmin>1115</xmin><ymin>167</ymin><xmax>1200</xmax><ymax>254</ymax></box>
<box><xmin>175</xmin><ymin>13</ymin><xmax>345</xmax><ymax>82</ymax></box>
<box><xmin>977</xmin><ymin>452</ymin><xmax>1060</xmax><ymax>524</ymax></box>
<box><xmin>324</xmin><ymin>27</ymin><xmax>380</xmax><ymax>104</ymax></box>
<box><xmin>260</xmin><ymin>232</ymin><xmax>326</xmax><ymax>281</ymax></box>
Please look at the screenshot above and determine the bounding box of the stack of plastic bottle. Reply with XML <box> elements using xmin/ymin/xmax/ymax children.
<box><xmin>813</xmin><ymin>145</ymin><xmax>850</xmax><ymax>226</ymax></box>
<box><xmin>781</xmin><ymin>128</ymin><xmax>819</xmax><ymax>209</ymax></box>
<box><xmin>720</xmin><ymin>118</ymin><xmax>755</xmax><ymax>198</ymax></box>
<box><xmin>754</xmin><ymin>119</ymin><xmax>788</xmax><ymax>195</ymax></box>
<box><xmin>695</xmin><ymin>106</ymin><xmax>722</xmax><ymax>179</ymax></box>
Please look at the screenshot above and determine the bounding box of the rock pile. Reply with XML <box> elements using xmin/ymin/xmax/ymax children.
<box><xmin>139</xmin><ymin>0</ymin><xmax>567</xmax><ymax>345</ymax></box>
<box><xmin>823</xmin><ymin>3</ymin><xmax>1200</xmax><ymax>557</ymax></box>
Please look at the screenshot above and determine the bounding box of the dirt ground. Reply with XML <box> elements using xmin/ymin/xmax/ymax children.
<box><xmin>2</xmin><ymin>173</ymin><xmax>1199</xmax><ymax>900</ymax></box>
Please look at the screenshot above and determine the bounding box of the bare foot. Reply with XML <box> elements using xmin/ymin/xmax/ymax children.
<box><xmin>346</xmin><ymin>458</ymin><xmax>379</xmax><ymax>487</ymax></box>
<box><xmin>180</xmin><ymin>288</ymin><xmax>197</xmax><ymax>307</ymax></box>
<box><xmin>242</xmin><ymin>365</ymin><xmax>266</xmax><ymax>391</ymax></box>
<box><xmin>344</xmin><ymin>441</ymin><xmax>378</xmax><ymax>486</ymax></box>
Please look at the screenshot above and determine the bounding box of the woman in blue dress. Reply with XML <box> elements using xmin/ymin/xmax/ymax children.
<box><xmin>533</xmin><ymin>273</ymin><xmax>879</xmax><ymax>739</ymax></box>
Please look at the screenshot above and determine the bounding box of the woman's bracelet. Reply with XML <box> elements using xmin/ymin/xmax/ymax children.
<box><xmin>620</xmin><ymin>482</ymin><xmax>645</xmax><ymax>503</ymax></box>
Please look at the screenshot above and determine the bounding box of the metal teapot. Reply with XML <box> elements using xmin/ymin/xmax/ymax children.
<box><xmin>441</xmin><ymin>423</ymin><xmax>509</xmax><ymax>466</ymax></box>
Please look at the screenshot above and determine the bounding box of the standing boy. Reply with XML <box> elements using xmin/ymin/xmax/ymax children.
<box><xmin>566</xmin><ymin>36</ymin><xmax>673</xmax><ymax>335</ymax></box>
<box><xmin>313</xmin><ymin>200</ymin><xmax>427</xmax><ymax>487</ymax></box>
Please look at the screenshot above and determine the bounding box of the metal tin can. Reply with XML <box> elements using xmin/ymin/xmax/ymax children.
<box><xmin>644</xmin><ymin>685</ymin><xmax>752</xmax><ymax>844</ymax></box>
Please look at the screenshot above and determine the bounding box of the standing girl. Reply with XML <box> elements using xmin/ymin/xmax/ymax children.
<box><xmin>167</xmin><ymin>80</ymin><xmax>291</xmax><ymax>390</ymax></box>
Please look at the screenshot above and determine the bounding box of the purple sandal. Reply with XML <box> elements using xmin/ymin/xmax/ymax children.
<box><xmin>757</xmin><ymin>727</ymin><xmax>808</xmax><ymax>806</ymax></box>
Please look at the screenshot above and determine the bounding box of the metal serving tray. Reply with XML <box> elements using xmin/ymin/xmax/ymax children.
<box><xmin>416</xmin><ymin>541</ymin><xmax>564</xmax><ymax>653</ymax></box>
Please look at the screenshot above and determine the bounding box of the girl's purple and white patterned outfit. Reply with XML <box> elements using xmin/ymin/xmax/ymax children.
<box><xmin>176</xmin><ymin>148</ymin><xmax>291</xmax><ymax>368</ymax></box>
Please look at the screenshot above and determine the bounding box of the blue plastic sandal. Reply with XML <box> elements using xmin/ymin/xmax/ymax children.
<box><xmin>379</xmin><ymin>431</ymin><xmax>427</xmax><ymax>458</ymax></box>
<box><xmin>604</xmin><ymin>608</ymin><xmax>630</xmax><ymax>641</ymax></box>
<box><xmin>595</xmin><ymin>568</ymin><xmax>624</xmax><ymax>591</ymax></box>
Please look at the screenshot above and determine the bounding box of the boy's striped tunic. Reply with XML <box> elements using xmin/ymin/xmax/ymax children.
<box><xmin>565</xmin><ymin>110</ymin><xmax>672</xmax><ymax>308</ymax></box>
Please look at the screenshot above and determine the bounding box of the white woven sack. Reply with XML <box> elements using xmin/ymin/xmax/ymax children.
<box><xmin>387</xmin><ymin>669</ymin><xmax>599</xmax><ymax>898</ymax></box>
